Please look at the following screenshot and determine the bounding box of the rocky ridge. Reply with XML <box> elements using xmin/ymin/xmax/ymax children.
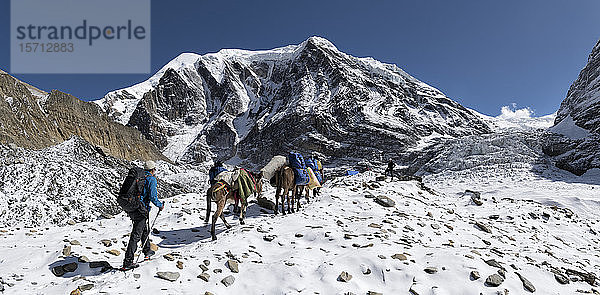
<box><xmin>0</xmin><ymin>70</ymin><xmax>166</xmax><ymax>162</ymax></box>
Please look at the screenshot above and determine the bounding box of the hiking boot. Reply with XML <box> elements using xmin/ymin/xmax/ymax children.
<box><xmin>143</xmin><ymin>250</ymin><xmax>155</xmax><ymax>259</ymax></box>
<box><xmin>122</xmin><ymin>261</ymin><xmax>139</xmax><ymax>270</ymax></box>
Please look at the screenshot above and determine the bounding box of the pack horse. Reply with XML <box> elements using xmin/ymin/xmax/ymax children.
<box><xmin>205</xmin><ymin>167</ymin><xmax>262</xmax><ymax>240</ymax></box>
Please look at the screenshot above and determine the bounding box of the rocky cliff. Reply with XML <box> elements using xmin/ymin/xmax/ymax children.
<box><xmin>555</xmin><ymin>39</ymin><xmax>600</xmax><ymax>133</ymax></box>
<box><xmin>545</xmin><ymin>38</ymin><xmax>600</xmax><ymax>175</ymax></box>
<box><xmin>0</xmin><ymin>69</ymin><xmax>166</xmax><ymax>162</ymax></box>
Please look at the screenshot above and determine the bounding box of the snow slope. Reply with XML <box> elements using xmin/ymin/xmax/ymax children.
<box><xmin>0</xmin><ymin>137</ymin><xmax>193</xmax><ymax>227</ymax></box>
<box><xmin>0</xmin><ymin>171</ymin><xmax>598</xmax><ymax>294</ymax></box>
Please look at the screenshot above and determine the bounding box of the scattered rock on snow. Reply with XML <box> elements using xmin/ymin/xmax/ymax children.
<box><xmin>221</xmin><ymin>275</ymin><xmax>235</xmax><ymax>287</ymax></box>
<box><xmin>360</xmin><ymin>264</ymin><xmax>371</xmax><ymax>275</ymax></box>
<box><xmin>424</xmin><ymin>267</ymin><xmax>438</xmax><ymax>274</ymax></box>
<box><xmin>150</xmin><ymin>243</ymin><xmax>158</xmax><ymax>252</ymax></box>
<box><xmin>197</xmin><ymin>273</ymin><xmax>210</xmax><ymax>282</ymax></box>
<box><xmin>484</xmin><ymin>259</ymin><xmax>504</xmax><ymax>270</ymax></box>
<box><xmin>78</xmin><ymin>283</ymin><xmax>94</xmax><ymax>291</ymax></box>
<box><xmin>78</xmin><ymin>256</ymin><xmax>89</xmax><ymax>263</ymax></box>
<box><xmin>391</xmin><ymin>253</ymin><xmax>407</xmax><ymax>261</ymax></box>
<box><xmin>555</xmin><ymin>273</ymin><xmax>570</xmax><ymax>284</ymax></box>
<box><xmin>100</xmin><ymin>239</ymin><xmax>111</xmax><ymax>247</ymax></box>
<box><xmin>106</xmin><ymin>249</ymin><xmax>120</xmax><ymax>256</ymax></box>
<box><xmin>475</xmin><ymin>221</ymin><xmax>492</xmax><ymax>234</ymax></box>
<box><xmin>199</xmin><ymin>264</ymin><xmax>208</xmax><ymax>272</ymax></box>
<box><xmin>227</xmin><ymin>260</ymin><xmax>239</xmax><ymax>273</ymax></box>
<box><xmin>516</xmin><ymin>272</ymin><xmax>536</xmax><ymax>292</ymax></box>
<box><xmin>485</xmin><ymin>273</ymin><xmax>504</xmax><ymax>287</ymax></box>
<box><xmin>176</xmin><ymin>261</ymin><xmax>184</xmax><ymax>269</ymax></box>
<box><xmin>63</xmin><ymin>245</ymin><xmax>72</xmax><ymax>256</ymax></box>
<box><xmin>69</xmin><ymin>240</ymin><xmax>81</xmax><ymax>246</ymax></box>
<box><xmin>337</xmin><ymin>271</ymin><xmax>352</xmax><ymax>282</ymax></box>
<box><xmin>263</xmin><ymin>235</ymin><xmax>276</xmax><ymax>242</ymax></box>
<box><xmin>374</xmin><ymin>195</ymin><xmax>396</xmax><ymax>207</ymax></box>
<box><xmin>163</xmin><ymin>254</ymin><xmax>175</xmax><ymax>261</ymax></box>
<box><xmin>156</xmin><ymin>271</ymin><xmax>180</xmax><ymax>282</ymax></box>
<box><xmin>470</xmin><ymin>271</ymin><xmax>480</xmax><ymax>280</ymax></box>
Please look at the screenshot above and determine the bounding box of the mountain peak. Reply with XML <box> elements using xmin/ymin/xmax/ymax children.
<box><xmin>303</xmin><ymin>36</ymin><xmax>338</xmax><ymax>50</ymax></box>
<box><xmin>97</xmin><ymin>39</ymin><xmax>491</xmax><ymax>165</ymax></box>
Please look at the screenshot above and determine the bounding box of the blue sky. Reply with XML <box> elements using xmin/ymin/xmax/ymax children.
<box><xmin>1</xmin><ymin>0</ymin><xmax>599</xmax><ymax>116</ymax></box>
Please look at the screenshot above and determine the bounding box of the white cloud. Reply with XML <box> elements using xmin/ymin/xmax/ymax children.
<box><xmin>497</xmin><ymin>103</ymin><xmax>533</xmax><ymax>120</ymax></box>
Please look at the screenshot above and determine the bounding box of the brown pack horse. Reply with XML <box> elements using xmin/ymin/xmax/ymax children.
<box><xmin>273</xmin><ymin>166</ymin><xmax>324</xmax><ymax>214</ymax></box>
<box><xmin>204</xmin><ymin>170</ymin><xmax>262</xmax><ymax>240</ymax></box>
<box><xmin>273</xmin><ymin>166</ymin><xmax>296</xmax><ymax>215</ymax></box>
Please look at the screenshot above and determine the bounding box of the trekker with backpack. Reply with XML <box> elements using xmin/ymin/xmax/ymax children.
<box><xmin>121</xmin><ymin>160</ymin><xmax>164</xmax><ymax>270</ymax></box>
<box><xmin>385</xmin><ymin>159</ymin><xmax>396</xmax><ymax>181</ymax></box>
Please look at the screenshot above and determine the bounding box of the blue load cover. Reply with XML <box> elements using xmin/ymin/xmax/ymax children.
<box><xmin>288</xmin><ymin>152</ymin><xmax>306</xmax><ymax>169</ymax></box>
<box><xmin>293</xmin><ymin>168</ymin><xmax>310</xmax><ymax>185</ymax></box>
<box><xmin>346</xmin><ymin>170</ymin><xmax>359</xmax><ymax>176</ymax></box>
<box><xmin>304</xmin><ymin>158</ymin><xmax>322</xmax><ymax>183</ymax></box>
<box><xmin>305</xmin><ymin>158</ymin><xmax>318</xmax><ymax>171</ymax></box>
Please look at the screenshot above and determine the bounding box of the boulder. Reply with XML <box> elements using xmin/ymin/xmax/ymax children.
<box><xmin>227</xmin><ymin>260</ymin><xmax>239</xmax><ymax>273</ymax></box>
<box><xmin>485</xmin><ymin>274</ymin><xmax>504</xmax><ymax>287</ymax></box>
<box><xmin>391</xmin><ymin>254</ymin><xmax>407</xmax><ymax>261</ymax></box>
<box><xmin>78</xmin><ymin>284</ymin><xmax>94</xmax><ymax>291</ymax></box>
<box><xmin>156</xmin><ymin>271</ymin><xmax>180</xmax><ymax>282</ymax></box>
<box><xmin>516</xmin><ymin>272</ymin><xmax>536</xmax><ymax>292</ymax></box>
<box><xmin>197</xmin><ymin>273</ymin><xmax>210</xmax><ymax>282</ymax></box>
<box><xmin>221</xmin><ymin>275</ymin><xmax>235</xmax><ymax>287</ymax></box>
<box><xmin>424</xmin><ymin>267</ymin><xmax>437</xmax><ymax>274</ymax></box>
<box><xmin>62</xmin><ymin>245</ymin><xmax>72</xmax><ymax>256</ymax></box>
<box><xmin>555</xmin><ymin>273</ymin><xmax>569</xmax><ymax>284</ymax></box>
<box><xmin>374</xmin><ymin>195</ymin><xmax>396</xmax><ymax>207</ymax></box>
<box><xmin>257</xmin><ymin>197</ymin><xmax>276</xmax><ymax>211</ymax></box>
<box><xmin>337</xmin><ymin>271</ymin><xmax>352</xmax><ymax>282</ymax></box>
<box><xmin>78</xmin><ymin>256</ymin><xmax>89</xmax><ymax>263</ymax></box>
<box><xmin>475</xmin><ymin>221</ymin><xmax>492</xmax><ymax>234</ymax></box>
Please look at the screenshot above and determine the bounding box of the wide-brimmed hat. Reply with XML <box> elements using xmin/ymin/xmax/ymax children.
<box><xmin>144</xmin><ymin>160</ymin><xmax>157</xmax><ymax>170</ymax></box>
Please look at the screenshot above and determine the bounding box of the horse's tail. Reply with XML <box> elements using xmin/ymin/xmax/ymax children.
<box><xmin>205</xmin><ymin>187</ymin><xmax>212</xmax><ymax>223</ymax></box>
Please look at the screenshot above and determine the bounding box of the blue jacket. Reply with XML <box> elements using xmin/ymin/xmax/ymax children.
<box><xmin>141</xmin><ymin>171</ymin><xmax>163</xmax><ymax>211</ymax></box>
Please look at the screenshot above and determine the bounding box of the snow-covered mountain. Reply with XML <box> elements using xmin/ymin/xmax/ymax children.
<box><xmin>96</xmin><ymin>37</ymin><xmax>491</xmax><ymax>166</ymax></box>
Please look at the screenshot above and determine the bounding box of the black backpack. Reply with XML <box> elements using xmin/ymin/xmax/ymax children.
<box><xmin>117</xmin><ymin>167</ymin><xmax>147</xmax><ymax>213</ymax></box>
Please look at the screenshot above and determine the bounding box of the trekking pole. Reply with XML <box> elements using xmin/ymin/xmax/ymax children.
<box><xmin>134</xmin><ymin>210</ymin><xmax>161</xmax><ymax>265</ymax></box>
